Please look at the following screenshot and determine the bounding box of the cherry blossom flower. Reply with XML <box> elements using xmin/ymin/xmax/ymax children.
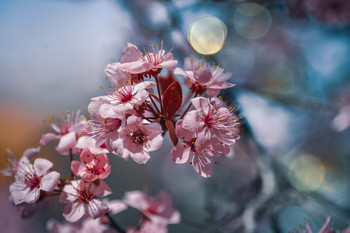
<box><xmin>182</xmin><ymin>97</ymin><xmax>240</xmax><ymax>145</ymax></box>
<box><xmin>92</xmin><ymin>81</ymin><xmax>156</xmax><ymax>116</ymax></box>
<box><xmin>117</xmin><ymin>41</ymin><xmax>178</xmax><ymax>76</ymax></box>
<box><xmin>304</xmin><ymin>0</ymin><xmax>350</xmax><ymax>25</ymax></box>
<box><xmin>86</xmin><ymin>99</ymin><xmax>124</xmax><ymax>153</ymax></box>
<box><xmin>123</xmin><ymin>190</ymin><xmax>180</xmax><ymax>226</ymax></box>
<box><xmin>1</xmin><ymin>146</ymin><xmax>40</xmax><ymax>177</ymax></box>
<box><xmin>60</xmin><ymin>180</ymin><xmax>112</xmax><ymax>222</ymax></box>
<box><xmin>71</xmin><ymin>149</ymin><xmax>111</xmax><ymax>182</ymax></box>
<box><xmin>127</xmin><ymin>221</ymin><xmax>168</xmax><ymax>233</ymax></box>
<box><xmin>174</xmin><ymin>57</ymin><xmax>234</xmax><ymax>97</ymax></box>
<box><xmin>294</xmin><ymin>217</ymin><xmax>350</xmax><ymax>233</ymax></box>
<box><xmin>113</xmin><ymin>116</ymin><xmax>163</xmax><ymax>164</ymax></box>
<box><xmin>40</xmin><ymin>111</ymin><xmax>87</xmax><ymax>155</ymax></box>
<box><xmin>171</xmin><ymin>120</ymin><xmax>229</xmax><ymax>178</ymax></box>
<box><xmin>9</xmin><ymin>157</ymin><xmax>60</xmax><ymax>205</ymax></box>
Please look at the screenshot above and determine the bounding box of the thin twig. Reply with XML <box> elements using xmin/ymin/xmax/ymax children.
<box><xmin>69</xmin><ymin>149</ymin><xmax>74</xmax><ymax>179</ymax></box>
<box><xmin>180</xmin><ymin>92</ymin><xmax>199</xmax><ymax>119</ymax></box>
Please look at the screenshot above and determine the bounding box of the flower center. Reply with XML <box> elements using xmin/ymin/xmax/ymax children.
<box><xmin>187</xmin><ymin>138</ymin><xmax>197</xmax><ymax>152</ymax></box>
<box><xmin>145</xmin><ymin>204</ymin><xmax>158</xmax><ymax>215</ymax></box>
<box><xmin>104</xmin><ymin>118</ymin><xmax>122</xmax><ymax>132</ymax></box>
<box><xmin>203</xmin><ymin>114</ymin><xmax>214</xmax><ymax>128</ymax></box>
<box><xmin>79</xmin><ymin>189</ymin><xmax>94</xmax><ymax>203</ymax></box>
<box><xmin>131</xmin><ymin>130</ymin><xmax>147</xmax><ymax>145</ymax></box>
<box><xmin>25</xmin><ymin>175</ymin><xmax>41</xmax><ymax>189</ymax></box>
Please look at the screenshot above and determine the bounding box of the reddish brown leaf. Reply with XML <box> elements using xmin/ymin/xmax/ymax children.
<box><xmin>163</xmin><ymin>81</ymin><xmax>182</xmax><ymax>119</ymax></box>
<box><xmin>165</xmin><ymin>119</ymin><xmax>178</xmax><ymax>146</ymax></box>
<box><xmin>158</xmin><ymin>72</ymin><xmax>177</xmax><ymax>95</ymax></box>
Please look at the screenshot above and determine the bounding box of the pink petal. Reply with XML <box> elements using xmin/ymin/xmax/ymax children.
<box><xmin>123</xmin><ymin>191</ymin><xmax>149</xmax><ymax>211</ymax></box>
<box><xmin>171</xmin><ymin>144</ymin><xmax>190</xmax><ymax>164</ymax></box>
<box><xmin>71</xmin><ymin>161</ymin><xmax>83</xmax><ymax>177</ymax></box>
<box><xmin>25</xmin><ymin>188</ymin><xmax>41</xmax><ymax>204</ymax></box>
<box><xmin>196</xmin><ymin>68</ymin><xmax>212</xmax><ymax>83</ymax></box>
<box><xmin>130</xmin><ymin>151</ymin><xmax>151</xmax><ymax>164</ymax></box>
<box><xmin>93</xmin><ymin>180</ymin><xmax>112</xmax><ymax>197</ymax></box>
<box><xmin>175</xmin><ymin>119</ymin><xmax>193</xmax><ymax>141</ymax></box>
<box><xmin>192</xmin><ymin>155</ymin><xmax>211</xmax><ymax>178</ymax></box>
<box><xmin>134</xmin><ymin>81</ymin><xmax>157</xmax><ymax>91</ymax></box>
<box><xmin>33</xmin><ymin>158</ymin><xmax>53</xmax><ymax>176</ymax></box>
<box><xmin>120</xmin><ymin>43</ymin><xmax>143</xmax><ymax>63</ymax></box>
<box><xmin>343</xmin><ymin>226</ymin><xmax>350</xmax><ymax>233</ymax></box>
<box><xmin>190</xmin><ymin>97</ymin><xmax>208</xmax><ymax>111</ymax></box>
<box><xmin>182</xmin><ymin>110</ymin><xmax>204</xmax><ymax>132</ymax></box>
<box><xmin>145</xmin><ymin>135</ymin><xmax>163</xmax><ymax>152</ymax></box>
<box><xmin>56</xmin><ymin>132</ymin><xmax>77</xmax><ymax>153</ymax></box>
<box><xmin>63</xmin><ymin>202</ymin><xmax>86</xmax><ymax>222</ymax></box>
<box><xmin>40</xmin><ymin>133</ymin><xmax>60</xmax><ymax>145</ymax></box>
<box><xmin>60</xmin><ymin>183</ymin><xmax>78</xmax><ymax>203</ymax></box>
<box><xmin>87</xmin><ymin>199</ymin><xmax>108</xmax><ymax>219</ymax></box>
<box><xmin>80</xmin><ymin>149</ymin><xmax>95</xmax><ymax>163</ymax></box>
<box><xmin>206</xmin><ymin>88</ymin><xmax>220</xmax><ymax>97</ymax></box>
<box><xmin>107</xmin><ymin>200</ymin><xmax>128</xmax><ymax>216</ymax></box>
<box><xmin>40</xmin><ymin>171</ymin><xmax>60</xmax><ymax>192</ymax></box>
<box><xmin>173</xmin><ymin>67</ymin><xmax>188</xmax><ymax>77</ymax></box>
<box><xmin>318</xmin><ymin>217</ymin><xmax>332</xmax><ymax>233</ymax></box>
<box><xmin>208</xmin><ymin>81</ymin><xmax>235</xmax><ymax>89</ymax></box>
<box><xmin>157</xmin><ymin>60</ymin><xmax>178</xmax><ymax>71</ymax></box>
<box><xmin>23</xmin><ymin>146</ymin><xmax>41</xmax><ymax>159</ymax></box>
<box><xmin>9</xmin><ymin>183</ymin><xmax>29</xmax><ymax>205</ymax></box>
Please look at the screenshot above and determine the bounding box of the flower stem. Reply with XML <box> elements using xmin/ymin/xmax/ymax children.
<box><xmin>106</xmin><ymin>212</ymin><xmax>125</xmax><ymax>233</ymax></box>
<box><xmin>133</xmin><ymin>107</ymin><xmax>153</xmax><ymax>123</ymax></box>
<box><xmin>154</xmin><ymin>74</ymin><xmax>164</xmax><ymax>114</ymax></box>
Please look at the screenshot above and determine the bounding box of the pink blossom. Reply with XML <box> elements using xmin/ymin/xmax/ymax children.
<box><xmin>60</xmin><ymin>180</ymin><xmax>112</xmax><ymax>222</ymax></box>
<box><xmin>182</xmin><ymin>97</ymin><xmax>240</xmax><ymax>145</ymax></box>
<box><xmin>123</xmin><ymin>190</ymin><xmax>180</xmax><ymax>226</ymax></box>
<box><xmin>127</xmin><ymin>221</ymin><xmax>168</xmax><ymax>233</ymax></box>
<box><xmin>9</xmin><ymin>157</ymin><xmax>60</xmax><ymax>205</ymax></box>
<box><xmin>304</xmin><ymin>0</ymin><xmax>350</xmax><ymax>25</ymax></box>
<box><xmin>40</xmin><ymin>111</ymin><xmax>87</xmax><ymax>155</ymax></box>
<box><xmin>71</xmin><ymin>149</ymin><xmax>111</xmax><ymax>182</ymax></box>
<box><xmin>114</xmin><ymin>116</ymin><xmax>163</xmax><ymax>164</ymax></box>
<box><xmin>117</xmin><ymin>42</ymin><xmax>178</xmax><ymax>76</ymax></box>
<box><xmin>171</xmin><ymin>120</ymin><xmax>229</xmax><ymax>178</ymax></box>
<box><xmin>1</xmin><ymin>146</ymin><xmax>40</xmax><ymax>176</ymax></box>
<box><xmin>174</xmin><ymin>57</ymin><xmax>234</xmax><ymax>97</ymax></box>
<box><xmin>92</xmin><ymin>81</ymin><xmax>156</xmax><ymax>116</ymax></box>
<box><xmin>294</xmin><ymin>217</ymin><xmax>350</xmax><ymax>233</ymax></box>
<box><xmin>86</xmin><ymin>99</ymin><xmax>124</xmax><ymax>153</ymax></box>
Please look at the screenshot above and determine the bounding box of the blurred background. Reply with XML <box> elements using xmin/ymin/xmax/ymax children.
<box><xmin>1</xmin><ymin>0</ymin><xmax>350</xmax><ymax>232</ymax></box>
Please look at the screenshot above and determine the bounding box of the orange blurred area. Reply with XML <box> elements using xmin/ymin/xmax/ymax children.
<box><xmin>0</xmin><ymin>101</ymin><xmax>46</xmax><ymax>187</ymax></box>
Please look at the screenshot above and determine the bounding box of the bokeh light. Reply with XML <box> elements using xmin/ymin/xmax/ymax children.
<box><xmin>288</xmin><ymin>154</ymin><xmax>325</xmax><ymax>192</ymax></box>
<box><xmin>187</xmin><ymin>16</ymin><xmax>227</xmax><ymax>55</ymax></box>
<box><xmin>233</xmin><ymin>3</ymin><xmax>272</xmax><ymax>40</ymax></box>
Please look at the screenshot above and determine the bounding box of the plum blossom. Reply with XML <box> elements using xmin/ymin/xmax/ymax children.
<box><xmin>113</xmin><ymin>116</ymin><xmax>163</xmax><ymax>164</ymax></box>
<box><xmin>304</xmin><ymin>0</ymin><xmax>350</xmax><ymax>25</ymax></box>
<box><xmin>171</xmin><ymin>120</ymin><xmax>229</xmax><ymax>178</ymax></box>
<box><xmin>1</xmin><ymin>146</ymin><xmax>40</xmax><ymax>177</ymax></box>
<box><xmin>294</xmin><ymin>217</ymin><xmax>350</xmax><ymax>233</ymax></box>
<box><xmin>182</xmin><ymin>97</ymin><xmax>240</xmax><ymax>145</ymax></box>
<box><xmin>92</xmin><ymin>81</ymin><xmax>156</xmax><ymax>116</ymax></box>
<box><xmin>9</xmin><ymin>157</ymin><xmax>60</xmax><ymax>205</ymax></box>
<box><xmin>40</xmin><ymin>111</ymin><xmax>87</xmax><ymax>155</ymax></box>
<box><xmin>174</xmin><ymin>57</ymin><xmax>234</xmax><ymax>97</ymax></box>
<box><xmin>116</xmin><ymin>42</ymin><xmax>177</xmax><ymax>76</ymax></box>
<box><xmin>60</xmin><ymin>180</ymin><xmax>112</xmax><ymax>222</ymax></box>
<box><xmin>71</xmin><ymin>149</ymin><xmax>111</xmax><ymax>182</ymax></box>
<box><xmin>127</xmin><ymin>221</ymin><xmax>168</xmax><ymax>233</ymax></box>
<box><xmin>86</xmin><ymin>99</ymin><xmax>124</xmax><ymax>153</ymax></box>
<box><xmin>123</xmin><ymin>190</ymin><xmax>180</xmax><ymax>226</ymax></box>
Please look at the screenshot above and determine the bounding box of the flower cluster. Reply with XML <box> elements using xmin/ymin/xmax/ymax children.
<box><xmin>86</xmin><ymin>42</ymin><xmax>240</xmax><ymax>177</ymax></box>
<box><xmin>2</xmin><ymin>41</ymin><xmax>240</xmax><ymax>232</ymax></box>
